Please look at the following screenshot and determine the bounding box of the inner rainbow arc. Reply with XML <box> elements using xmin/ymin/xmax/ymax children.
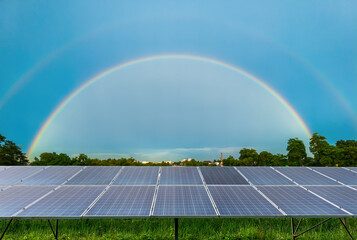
<box><xmin>27</xmin><ymin>54</ymin><xmax>312</xmax><ymax>159</ymax></box>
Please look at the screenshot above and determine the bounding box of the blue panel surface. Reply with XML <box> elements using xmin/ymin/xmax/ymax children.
<box><xmin>66</xmin><ymin>166</ymin><xmax>120</xmax><ymax>185</ymax></box>
<box><xmin>0</xmin><ymin>166</ymin><xmax>45</xmax><ymax>184</ymax></box>
<box><xmin>258</xmin><ymin>186</ymin><xmax>347</xmax><ymax>216</ymax></box>
<box><xmin>17</xmin><ymin>186</ymin><xmax>105</xmax><ymax>217</ymax></box>
<box><xmin>200</xmin><ymin>167</ymin><xmax>248</xmax><ymax>185</ymax></box>
<box><xmin>160</xmin><ymin>167</ymin><xmax>202</xmax><ymax>185</ymax></box>
<box><xmin>208</xmin><ymin>186</ymin><xmax>282</xmax><ymax>216</ymax></box>
<box><xmin>19</xmin><ymin>166</ymin><xmax>83</xmax><ymax>185</ymax></box>
<box><xmin>275</xmin><ymin>167</ymin><xmax>339</xmax><ymax>185</ymax></box>
<box><xmin>113</xmin><ymin>167</ymin><xmax>159</xmax><ymax>185</ymax></box>
<box><xmin>306</xmin><ymin>186</ymin><xmax>357</xmax><ymax>215</ymax></box>
<box><xmin>312</xmin><ymin>167</ymin><xmax>357</xmax><ymax>185</ymax></box>
<box><xmin>237</xmin><ymin>167</ymin><xmax>294</xmax><ymax>185</ymax></box>
<box><xmin>0</xmin><ymin>186</ymin><xmax>53</xmax><ymax>217</ymax></box>
<box><xmin>154</xmin><ymin>186</ymin><xmax>216</xmax><ymax>216</ymax></box>
<box><xmin>85</xmin><ymin>186</ymin><xmax>155</xmax><ymax>217</ymax></box>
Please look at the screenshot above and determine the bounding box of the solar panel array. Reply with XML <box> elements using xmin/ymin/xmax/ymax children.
<box><xmin>0</xmin><ymin>166</ymin><xmax>356</xmax><ymax>219</ymax></box>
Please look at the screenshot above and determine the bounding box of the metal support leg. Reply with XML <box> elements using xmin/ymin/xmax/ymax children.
<box><xmin>294</xmin><ymin>218</ymin><xmax>303</xmax><ymax>235</ymax></box>
<box><xmin>174</xmin><ymin>218</ymin><xmax>178</xmax><ymax>240</ymax></box>
<box><xmin>339</xmin><ymin>218</ymin><xmax>354</xmax><ymax>240</ymax></box>
<box><xmin>55</xmin><ymin>219</ymin><xmax>58</xmax><ymax>239</ymax></box>
<box><xmin>291</xmin><ymin>218</ymin><xmax>295</xmax><ymax>240</ymax></box>
<box><xmin>48</xmin><ymin>219</ymin><xmax>59</xmax><ymax>239</ymax></box>
<box><xmin>294</xmin><ymin>218</ymin><xmax>332</xmax><ymax>239</ymax></box>
<box><xmin>0</xmin><ymin>219</ymin><xmax>13</xmax><ymax>240</ymax></box>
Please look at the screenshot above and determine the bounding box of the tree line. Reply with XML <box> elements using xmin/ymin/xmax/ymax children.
<box><xmin>0</xmin><ymin>133</ymin><xmax>356</xmax><ymax>166</ymax></box>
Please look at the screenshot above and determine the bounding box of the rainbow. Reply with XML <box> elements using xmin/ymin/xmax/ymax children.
<box><xmin>27</xmin><ymin>54</ymin><xmax>312</xmax><ymax>159</ymax></box>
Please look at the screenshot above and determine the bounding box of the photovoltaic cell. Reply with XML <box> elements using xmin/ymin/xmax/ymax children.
<box><xmin>153</xmin><ymin>186</ymin><xmax>216</xmax><ymax>216</ymax></box>
<box><xmin>0</xmin><ymin>166</ymin><xmax>45</xmax><ymax>185</ymax></box>
<box><xmin>85</xmin><ymin>186</ymin><xmax>155</xmax><ymax>217</ymax></box>
<box><xmin>258</xmin><ymin>186</ymin><xmax>347</xmax><ymax>216</ymax></box>
<box><xmin>0</xmin><ymin>166</ymin><xmax>8</xmax><ymax>172</ymax></box>
<box><xmin>19</xmin><ymin>166</ymin><xmax>83</xmax><ymax>185</ymax></box>
<box><xmin>312</xmin><ymin>167</ymin><xmax>357</xmax><ymax>185</ymax></box>
<box><xmin>113</xmin><ymin>166</ymin><xmax>159</xmax><ymax>185</ymax></box>
<box><xmin>66</xmin><ymin>166</ymin><xmax>121</xmax><ymax>185</ymax></box>
<box><xmin>160</xmin><ymin>167</ymin><xmax>202</xmax><ymax>185</ymax></box>
<box><xmin>200</xmin><ymin>167</ymin><xmax>248</xmax><ymax>185</ymax></box>
<box><xmin>0</xmin><ymin>186</ymin><xmax>53</xmax><ymax>217</ymax></box>
<box><xmin>275</xmin><ymin>167</ymin><xmax>339</xmax><ymax>185</ymax></box>
<box><xmin>208</xmin><ymin>186</ymin><xmax>282</xmax><ymax>216</ymax></box>
<box><xmin>237</xmin><ymin>167</ymin><xmax>294</xmax><ymax>185</ymax></box>
<box><xmin>306</xmin><ymin>186</ymin><xmax>357</xmax><ymax>215</ymax></box>
<box><xmin>17</xmin><ymin>186</ymin><xmax>105</xmax><ymax>217</ymax></box>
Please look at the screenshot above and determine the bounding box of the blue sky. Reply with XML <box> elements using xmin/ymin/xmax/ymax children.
<box><xmin>0</xmin><ymin>1</ymin><xmax>356</xmax><ymax>161</ymax></box>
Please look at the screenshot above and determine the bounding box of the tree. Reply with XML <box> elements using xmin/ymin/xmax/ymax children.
<box><xmin>238</xmin><ymin>148</ymin><xmax>259</xmax><ymax>166</ymax></box>
<box><xmin>31</xmin><ymin>152</ymin><xmax>72</xmax><ymax>165</ymax></box>
<box><xmin>0</xmin><ymin>133</ymin><xmax>28</xmax><ymax>165</ymax></box>
<box><xmin>336</xmin><ymin>140</ymin><xmax>357</xmax><ymax>148</ymax></box>
<box><xmin>309</xmin><ymin>133</ymin><xmax>339</xmax><ymax>166</ymax></box>
<box><xmin>287</xmin><ymin>138</ymin><xmax>307</xmax><ymax>166</ymax></box>
<box><xmin>259</xmin><ymin>151</ymin><xmax>274</xmax><ymax>166</ymax></box>
<box><xmin>223</xmin><ymin>155</ymin><xmax>239</xmax><ymax>166</ymax></box>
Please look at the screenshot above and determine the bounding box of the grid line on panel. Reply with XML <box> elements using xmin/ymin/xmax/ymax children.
<box><xmin>150</xmin><ymin>167</ymin><xmax>162</xmax><ymax>216</ymax></box>
<box><xmin>275</xmin><ymin>167</ymin><xmax>340</xmax><ymax>186</ymax></box>
<box><xmin>309</xmin><ymin>167</ymin><xmax>357</xmax><ymax>186</ymax></box>
<box><xmin>113</xmin><ymin>166</ymin><xmax>159</xmax><ymax>185</ymax></box>
<box><xmin>344</xmin><ymin>167</ymin><xmax>357</xmax><ymax>174</ymax></box>
<box><xmin>0</xmin><ymin>186</ymin><xmax>54</xmax><ymax>217</ymax></box>
<box><xmin>208</xmin><ymin>186</ymin><xmax>283</xmax><ymax>216</ymax></box>
<box><xmin>80</xmin><ymin>166</ymin><xmax>125</xmax><ymax>216</ymax></box>
<box><xmin>306</xmin><ymin>186</ymin><xmax>357</xmax><ymax>215</ymax></box>
<box><xmin>236</xmin><ymin>167</ymin><xmax>294</xmax><ymax>186</ymax></box>
<box><xmin>200</xmin><ymin>167</ymin><xmax>249</xmax><ymax>185</ymax></box>
<box><xmin>197</xmin><ymin>167</ymin><xmax>220</xmax><ymax>216</ymax></box>
<box><xmin>0</xmin><ymin>166</ymin><xmax>47</xmax><ymax>185</ymax></box>
<box><xmin>85</xmin><ymin>186</ymin><xmax>155</xmax><ymax>217</ymax></box>
<box><xmin>153</xmin><ymin>186</ymin><xmax>216</xmax><ymax>216</ymax></box>
<box><xmin>13</xmin><ymin>186</ymin><xmax>60</xmax><ymax>217</ymax></box>
<box><xmin>271</xmin><ymin>167</ymin><xmax>353</xmax><ymax>215</ymax></box>
<box><xmin>18</xmin><ymin>166</ymin><xmax>84</xmax><ymax>185</ymax></box>
<box><xmin>258</xmin><ymin>186</ymin><xmax>349</xmax><ymax>216</ymax></box>
<box><xmin>16</xmin><ymin>186</ymin><xmax>105</xmax><ymax>217</ymax></box>
<box><xmin>159</xmin><ymin>167</ymin><xmax>203</xmax><ymax>185</ymax></box>
<box><xmin>234</xmin><ymin>167</ymin><xmax>286</xmax><ymax>216</ymax></box>
<box><xmin>66</xmin><ymin>166</ymin><xmax>121</xmax><ymax>185</ymax></box>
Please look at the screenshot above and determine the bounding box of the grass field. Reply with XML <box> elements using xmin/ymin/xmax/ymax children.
<box><xmin>0</xmin><ymin>218</ymin><xmax>356</xmax><ymax>239</ymax></box>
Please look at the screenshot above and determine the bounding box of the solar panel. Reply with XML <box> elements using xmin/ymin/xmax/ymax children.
<box><xmin>0</xmin><ymin>166</ymin><xmax>45</xmax><ymax>185</ymax></box>
<box><xmin>113</xmin><ymin>166</ymin><xmax>159</xmax><ymax>185</ymax></box>
<box><xmin>160</xmin><ymin>167</ymin><xmax>202</xmax><ymax>185</ymax></box>
<box><xmin>208</xmin><ymin>186</ymin><xmax>282</xmax><ymax>216</ymax></box>
<box><xmin>0</xmin><ymin>186</ymin><xmax>53</xmax><ymax>217</ymax></box>
<box><xmin>19</xmin><ymin>166</ymin><xmax>83</xmax><ymax>185</ymax></box>
<box><xmin>0</xmin><ymin>166</ymin><xmax>8</xmax><ymax>172</ymax></box>
<box><xmin>153</xmin><ymin>186</ymin><xmax>216</xmax><ymax>216</ymax></box>
<box><xmin>65</xmin><ymin>166</ymin><xmax>121</xmax><ymax>185</ymax></box>
<box><xmin>258</xmin><ymin>186</ymin><xmax>348</xmax><ymax>216</ymax></box>
<box><xmin>85</xmin><ymin>186</ymin><xmax>155</xmax><ymax>217</ymax></box>
<box><xmin>312</xmin><ymin>167</ymin><xmax>357</xmax><ymax>185</ymax></box>
<box><xmin>200</xmin><ymin>167</ymin><xmax>248</xmax><ymax>185</ymax></box>
<box><xmin>17</xmin><ymin>186</ymin><xmax>105</xmax><ymax>217</ymax></box>
<box><xmin>275</xmin><ymin>167</ymin><xmax>339</xmax><ymax>185</ymax></box>
<box><xmin>306</xmin><ymin>186</ymin><xmax>357</xmax><ymax>215</ymax></box>
<box><xmin>237</xmin><ymin>167</ymin><xmax>294</xmax><ymax>185</ymax></box>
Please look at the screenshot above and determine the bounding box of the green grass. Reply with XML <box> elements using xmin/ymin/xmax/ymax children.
<box><xmin>0</xmin><ymin>218</ymin><xmax>356</xmax><ymax>239</ymax></box>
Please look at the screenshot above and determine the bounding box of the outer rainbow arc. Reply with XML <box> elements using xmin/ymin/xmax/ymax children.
<box><xmin>27</xmin><ymin>54</ymin><xmax>312</xmax><ymax>159</ymax></box>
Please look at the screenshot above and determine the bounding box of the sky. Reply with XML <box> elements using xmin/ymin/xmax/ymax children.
<box><xmin>0</xmin><ymin>1</ymin><xmax>356</xmax><ymax>161</ymax></box>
